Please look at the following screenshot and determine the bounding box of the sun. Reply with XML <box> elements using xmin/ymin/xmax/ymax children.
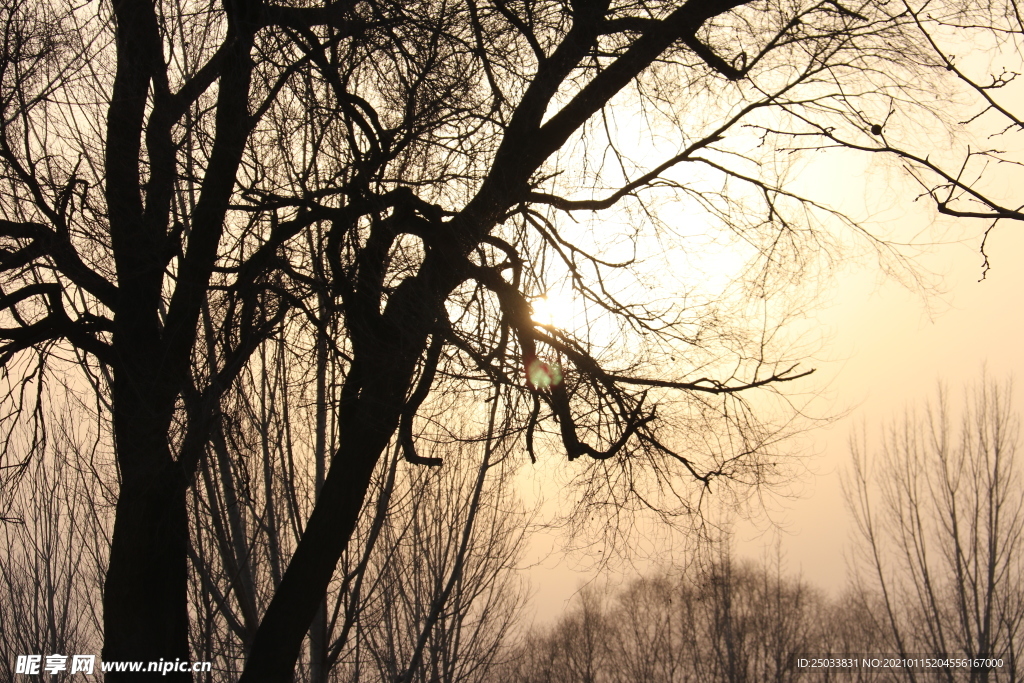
<box><xmin>530</xmin><ymin>292</ymin><xmax>576</xmax><ymax>329</ymax></box>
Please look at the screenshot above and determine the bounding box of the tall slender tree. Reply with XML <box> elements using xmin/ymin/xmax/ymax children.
<box><xmin>847</xmin><ymin>378</ymin><xmax>1024</xmax><ymax>682</ymax></box>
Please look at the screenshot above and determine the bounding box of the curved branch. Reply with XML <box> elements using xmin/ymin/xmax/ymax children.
<box><xmin>551</xmin><ymin>383</ymin><xmax>653</xmax><ymax>461</ymax></box>
<box><xmin>0</xmin><ymin>220</ymin><xmax>118</xmax><ymax>308</ymax></box>
<box><xmin>399</xmin><ymin>332</ymin><xmax>445</xmax><ymax>467</ymax></box>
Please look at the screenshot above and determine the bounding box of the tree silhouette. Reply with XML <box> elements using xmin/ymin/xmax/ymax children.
<box><xmin>0</xmin><ymin>0</ymin><xmax>957</xmax><ymax>679</ymax></box>
<box><xmin>846</xmin><ymin>378</ymin><xmax>1024</xmax><ymax>682</ymax></box>
<box><xmin>756</xmin><ymin>0</ymin><xmax>1024</xmax><ymax>277</ymax></box>
<box><xmin>498</xmin><ymin>550</ymin><xmax>828</xmax><ymax>683</ymax></box>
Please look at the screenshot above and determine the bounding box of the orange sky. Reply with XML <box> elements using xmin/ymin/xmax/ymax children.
<box><xmin>521</xmin><ymin>124</ymin><xmax>1024</xmax><ymax>624</ymax></box>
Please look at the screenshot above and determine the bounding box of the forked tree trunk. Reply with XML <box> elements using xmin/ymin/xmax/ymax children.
<box><xmin>240</xmin><ymin>284</ymin><xmax>438</xmax><ymax>681</ymax></box>
<box><xmin>239</xmin><ymin>376</ymin><xmax>414</xmax><ymax>681</ymax></box>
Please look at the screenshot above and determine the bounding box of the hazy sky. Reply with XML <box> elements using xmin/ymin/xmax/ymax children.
<box><xmin>732</xmin><ymin>219</ymin><xmax>1024</xmax><ymax>591</ymax></box>
<box><xmin>521</xmin><ymin>138</ymin><xmax>1024</xmax><ymax>625</ymax></box>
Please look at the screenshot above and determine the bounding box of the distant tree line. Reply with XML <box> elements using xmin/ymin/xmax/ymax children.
<box><xmin>496</xmin><ymin>378</ymin><xmax>1024</xmax><ymax>683</ymax></box>
<box><xmin>496</xmin><ymin>553</ymin><xmax>852</xmax><ymax>683</ymax></box>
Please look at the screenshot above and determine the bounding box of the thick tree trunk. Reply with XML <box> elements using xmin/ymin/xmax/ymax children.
<box><xmin>239</xmin><ymin>198</ymin><xmax>496</xmax><ymax>682</ymax></box>
<box><xmin>240</xmin><ymin>279</ymin><xmax>443</xmax><ymax>681</ymax></box>
<box><xmin>239</xmin><ymin>389</ymin><xmax>405</xmax><ymax>682</ymax></box>
<box><xmin>103</xmin><ymin>418</ymin><xmax>192</xmax><ymax>681</ymax></box>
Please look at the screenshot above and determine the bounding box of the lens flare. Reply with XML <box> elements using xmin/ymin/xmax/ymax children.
<box><xmin>526</xmin><ymin>357</ymin><xmax>562</xmax><ymax>389</ymax></box>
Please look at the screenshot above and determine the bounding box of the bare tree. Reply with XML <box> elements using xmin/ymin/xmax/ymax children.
<box><xmin>897</xmin><ymin>0</ymin><xmax>1024</xmax><ymax>276</ymax></box>
<box><xmin>0</xmin><ymin>0</ymin><xmax>974</xmax><ymax>678</ymax></box>
<box><xmin>182</xmin><ymin>320</ymin><xmax>530</xmax><ymax>681</ymax></box>
<box><xmin>501</xmin><ymin>584</ymin><xmax>611</xmax><ymax>683</ymax></box>
<box><xmin>846</xmin><ymin>377</ymin><xmax>1024</xmax><ymax>682</ymax></box>
<box><xmin>352</xmin><ymin>441</ymin><xmax>530</xmax><ymax>683</ymax></box>
<box><xmin>0</xmin><ymin>416</ymin><xmax>109</xmax><ymax>682</ymax></box>
<box><xmin>498</xmin><ymin>547</ymin><xmax>830</xmax><ymax>683</ymax></box>
<box><xmin>759</xmin><ymin>0</ymin><xmax>1024</xmax><ymax>275</ymax></box>
<box><xmin>814</xmin><ymin>588</ymin><xmax>901</xmax><ymax>683</ymax></box>
<box><xmin>607</xmin><ymin>575</ymin><xmax>686</xmax><ymax>683</ymax></box>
